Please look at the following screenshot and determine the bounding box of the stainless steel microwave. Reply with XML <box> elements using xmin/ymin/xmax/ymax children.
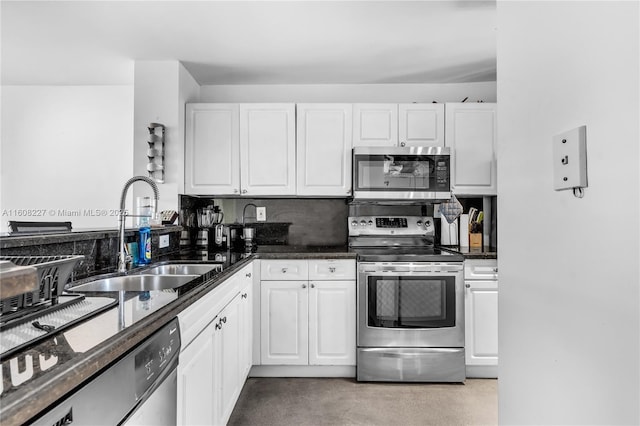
<box><xmin>352</xmin><ymin>146</ymin><xmax>451</xmax><ymax>201</ymax></box>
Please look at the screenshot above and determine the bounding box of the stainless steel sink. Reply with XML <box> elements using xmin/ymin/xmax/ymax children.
<box><xmin>70</xmin><ymin>274</ymin><xmax>199</xmax><ymax>292</ymax></box>
<box><xmin>140</xmin><ymin>264</ymin><xmax>222</xmax><ymax>276</ymax></box>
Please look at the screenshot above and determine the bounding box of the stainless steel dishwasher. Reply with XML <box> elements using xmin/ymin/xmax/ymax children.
<box><xmin>32</xmin><ymin>318</ymin><xmax>180</xmax><ymax>426</ymax></box>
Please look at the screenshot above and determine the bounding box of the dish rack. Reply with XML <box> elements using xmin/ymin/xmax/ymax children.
<box><xmin>0</xmin><ymin>255</ymin><xmax>84</xmax><ymax>314</ymax></box>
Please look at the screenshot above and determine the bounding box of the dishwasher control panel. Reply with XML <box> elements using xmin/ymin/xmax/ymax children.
<box><xmin>134</xmin><ymin>318</ymin><xmax>180</xmax><ymax>400</ymax></box>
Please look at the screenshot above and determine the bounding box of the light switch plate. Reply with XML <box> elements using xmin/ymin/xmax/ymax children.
<box><xmin>159</xmin><ymin>234</ymin><xmax>170</xmax><ymax>248</ymax></box>
<box><xmin>256</xmin><ymin>207</ymin><xmax>266</xmax><ymax>222</ymax></box>
<box><xmin>552</xmin><ymin>125</ymin><xmax>587</xmax><ymax>190</ymax></box>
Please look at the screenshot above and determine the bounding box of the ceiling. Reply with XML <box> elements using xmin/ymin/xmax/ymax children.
<box><xmin>1</xmin><ymin>1</ymin><xmax>497</xmax><ymax>86</ymax></box>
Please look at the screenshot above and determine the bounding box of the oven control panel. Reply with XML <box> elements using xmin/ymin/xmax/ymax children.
<box><xmin>348</xmin><ymin>216</ymin><xmax>434</xmax><ymax>236</ymax></box>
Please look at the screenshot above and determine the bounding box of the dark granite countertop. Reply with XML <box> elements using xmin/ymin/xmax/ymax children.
<box><xmin>439</xmin><ymin>245</ymin><xmax>498</xmax><ymax>260</ymax></box>
<box><xmin>0</xmin><ymin>246</ymin><xmax>356</xmax><ymax>425</ymax></box>
<box><xmin>0</xmin><ymin>225</ymin><xmax>182</xmax><ymax>249</ymax></box>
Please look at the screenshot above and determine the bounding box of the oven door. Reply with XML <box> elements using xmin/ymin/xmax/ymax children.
<box><xmin>357</xmin><ymin>262</ymin><xmax>464</xmax><ymax>348</ymax></box>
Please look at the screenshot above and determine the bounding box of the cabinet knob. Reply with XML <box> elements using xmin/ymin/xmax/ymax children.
<box><xmin>281</xmin><ymin>268</ymin><xmax>287</xmax><ymax>273</ymax></box>
<box><xmin>400</xmin><ymin>142</ymin><xmax>406</xmax><ymax>147</ymax></box>
<box><xmin>242</xmin><ymin>293</ymin><xmax>248</xmax><ymax>299</ymax></box>
<box><xmin>329</xmin><ymin>267</ymin><xmax>336</xmax><ymax>273</ymax></box>
<box><xmin>234</xmin><ymin>189</ymin><xmax>239</xmax><ymax>194</ymax></box>
<box><xmin>221</xmin><ymin>316</ymin><xmax>227</xmax><ymax>324</ymax></box>
<box><xmin>215</xmin><ymin>322</ymin><xmax>222</xmax><ymax>330</ymax></box>
<box><xmin>242</xmin><ymin>189</ymin><xmax>248</xmax><ymax>194</ymax></box>
<box><xmin>302</xmin><ymin>284</ymin><xmax>307</xmax><ymax>289</ymax></box>
<box><xmin>465</xmin><ymin>283</ymin><xmax>471</xmax><ymax>288</ymax></box>
<box><xmin>493</xmin><ymin>268</ymin><xmax>498</xmax><ymax>273</ymax></box>
<box><xmin>310</xmin><ymin>283</ymin><xmax>315</xmax><ymax>289</ymax></box>
<box><xmin>246</xmin><ymin>272</ymin><xmax>252</xmax><ymax>278</ymax></box>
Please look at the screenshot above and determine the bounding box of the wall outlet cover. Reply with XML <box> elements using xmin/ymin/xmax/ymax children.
<box><xmin>256</xmin><ymin>207</ymin><xmax>266</xmax><ymax>221</ymax></box>
<box><xmin>159</xmin><ymin>234</ymin><xmax>170</xmax><ymax>248</ymax></box>
<box><xmin>552</xmin><ymin>125</ymin><xmax>587</xmax><ymax>191</ymax></box>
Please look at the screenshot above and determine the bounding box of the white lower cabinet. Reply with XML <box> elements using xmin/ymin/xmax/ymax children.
<box><xmin>308</xmin><ymin>281</ymin><xmax>356</xmax><ymax>365</ymax></box>
<box><xmin>177</xmin><ymin>321</ymin><xmax>215</xmax><ymax>426</ymax></box>
<box><xmin>260</xmin><ymin>259</ymin><xmax>356</xmax><ymax>367</ymax></box>
<box><xmin>464</xmin><ymin>259</ymin><xmax>499</xmax><ymax>378</ymax></box>
<box><xmin>260</xmin><ymin>280</ymin><xmax>309</xmax><ymax>365</ymax></box>
<box><xmin>177</xmin><ymin>261</ymin><xmax>254</xmax><ymax>426</ymax></box>
<box><xmin>215</xmin><ymin>296</ymin><xmax>241</xmax><ymax>425</ymax></box>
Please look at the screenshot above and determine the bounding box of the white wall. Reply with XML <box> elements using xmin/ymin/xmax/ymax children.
<box><xmin>0</xmin><ymin>86</ymin><xmax>134</xmax><ymax>232</ymax></box>
<box><xmin>132</xmin><ymin>61</ymin><xmax>199</xmax><ymax>213</ymax></box>
<box><xmin>199</xmin><ymin>82</ymin><xmax>496</xmax><ymax>103</ymax></box>
<box><xmin>497</xmin><ymin>2</ymin><xmax>639</xmax><ymax>424</ymax></box>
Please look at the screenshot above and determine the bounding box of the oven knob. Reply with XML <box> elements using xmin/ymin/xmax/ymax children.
<box><xmin>360</xmin><ymin>220</ymin><xmax>367</xmax><ymax>227</ymax></box>
<box><xmin>368</xmin><ymin>220</ymin><xmax>373</xmax><ymax>226</ymax></box>
<box><xmin>416</xmin><ymin>220</ymin><xmax>423</xmax><ymax>227</ymax></box>
<box><xmin>351</xmin><ymin>221</ymin><xmax>357</xmax><ymax>227</ymax></box>
<box><xmin>425</xmin><ymin>220</ymin><xmax>431</xmax><ymax>227</ymax></box>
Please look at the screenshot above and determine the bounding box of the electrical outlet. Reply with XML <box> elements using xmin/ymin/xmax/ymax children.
<box><xmin>256</xmin><ymin>207</ymin><xmax>266</xmax><ymax>221</ymax></box>
<box><xmin>553</xmin><ymin>125</ymin><xmax>588</xmax><ymax>191</ymax></box>
<box><xmin>159</xmin><ymin>234</ymin><xmax>170</xmax><ymax>248</ymax></box>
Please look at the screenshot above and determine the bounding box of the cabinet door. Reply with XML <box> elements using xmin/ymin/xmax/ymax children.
<box><xmin>238</xmin><ymin>278</ymin><xmax>253</xmax><ymax>379</ymax></box>
<box><xmin>185</xmin><ymin>103</ymin><xmax>240</xmax><ymax>195</ymax></box>
<box><xmin>296</xmin><ymin>104</ymin><xmax>353</xmax><ymax>196</ymax></box>
<box><xmin>445</xmin><ymin>103</ymin><xmax>497</xmax><ymax>195</ymax></box>
<box><xmin>214</xmin><ymin>297</ymin><xmax>242</xmax><ymax>426</ymax></box>
<box><xmin>398</xmin><ymin>103</ymin><xmax>445</xmax><ymax>147</ymax></box>
<box><xmin>177</xmin><ymin>322</ymin><xmax>215</xmax><ymax>426</ymax></box>
<box><xmin>353</xmin><ymin>104</ymin><xmax>398</xmax><ymax>147</ymax></box>
<box><xmin>239</xmin><ymin>104</ymin><xmax>296</xmax><ymax>196</ymax></box>
<box><xmin>308</xmin><ymin>281</ymin><xmax>356</xmax><ymax>366</ymax></box>
<box><xmin>260</xmin><ymin>280</ymin><xmax>309</xmax><ymax>365</ymax></box>
<box><xmin>465</xmin><ymin>280</ymin><xmax>498</xmax><ymax>368</ymax></box>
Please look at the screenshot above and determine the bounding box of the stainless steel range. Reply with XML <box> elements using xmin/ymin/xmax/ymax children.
<box><xmin>349</xmin><ymin>215</ymin><xmax>465</xmax><ymax>382</ymax></box>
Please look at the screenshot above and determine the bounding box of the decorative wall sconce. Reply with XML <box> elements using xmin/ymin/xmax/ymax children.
<box><xmin>147</xmin><ymin>123</ymin><xmax>165</xmax><ymax>183</ymax></box>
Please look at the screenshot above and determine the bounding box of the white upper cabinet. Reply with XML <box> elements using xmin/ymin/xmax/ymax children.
<box><xmin>296</xmin><ymin>104</ymin><xmax>353</xmax><ymax>196</ymax></box>
<box><xmin>240</xmin><ymin>104</ymin><xmax>296</xmax><ymax>196</ymax></box>
<box><xmin>445</xmin><ymin>103</ymin><xmax>497</xmax><ymax>195</ymax></box>
<box><xmin>398</xmin><ymin>103</ymin><xmax>445</xmax><ymax>147</ymax></box>
<box><xmin>185</xmin><ymin>104</ymin><xmax>240</xmax><ymax>195</ymax></box>
<box><xmin>185</xmin><ymin>103</ymin><xmax>295</xmax><ymax>196</ymax></box>
<box><xmin>352</xmin><ymin>104</ymin><xmax>398</xmax><ymax>147</ymax></box>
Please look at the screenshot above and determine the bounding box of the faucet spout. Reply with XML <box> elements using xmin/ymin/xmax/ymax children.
<box><xmin>242</xmin><ymin>203</ymin><xmax>257</xmax><ymax>225</ymax></box>
<box><xmin>117</xmin><ymin>176</ymin><xmax>159</xmax><ymax>273</ymax></box>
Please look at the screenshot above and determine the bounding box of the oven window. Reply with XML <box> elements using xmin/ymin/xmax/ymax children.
<box><xmin>367</xmin><ymin>276</ymin><xmax>456</xmax><ymax>328</ymax></box>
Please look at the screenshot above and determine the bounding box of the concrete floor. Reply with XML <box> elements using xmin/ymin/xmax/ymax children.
<box><xmin>228</xmin><ymin>378</ymin><xmax>498</xmax><ymax>426</ymax></box>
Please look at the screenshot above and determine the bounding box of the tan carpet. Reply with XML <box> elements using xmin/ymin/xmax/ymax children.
<box><xmin>228</xmin><ymin>378</ymin><xmax>497</xmax><ymax>426</ymax></box>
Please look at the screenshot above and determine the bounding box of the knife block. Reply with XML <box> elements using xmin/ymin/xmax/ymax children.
<box><xmin>469</xmin><ymin>233</ymin><xmax>482</xmax><ymax>248</ymax></box>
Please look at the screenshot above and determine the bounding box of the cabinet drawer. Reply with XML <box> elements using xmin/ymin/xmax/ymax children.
<box><xmin>261</xmin><ymin>260</ymin><xmax>308</xmax><ymax>280</ymax></box>
<box><xmin>308</xmin><ymin>259</ymin><xmax>356</xmax><ymax>280</ymax></box>
<box><xmin>178</xmin><ymin>274</ymin><xmax>240</xmax><ymax>350</ymax></box>
<box><xmin>464</xmin><ymin>259</ymin><xmax>498</xmax><ymax>280</ymax></box>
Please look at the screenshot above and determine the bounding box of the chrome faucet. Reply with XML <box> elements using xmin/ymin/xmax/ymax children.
<box><xmin>242</xmin><ymin>203</ymin><xmax>257</xmax><ymax>224</ymax></box>
<box><xmin>117</xmin><ymin>176</ymin><xmax>159</xmax><ymax>273</ymax></box>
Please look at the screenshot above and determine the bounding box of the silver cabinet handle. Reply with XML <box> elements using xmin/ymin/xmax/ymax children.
<box><xmin>246</xmin><ymin>272</ymin><xmax>252</xmax><ymax>278</ymax></box>
<box><xmin>302</xmin><ymin>284</ymin><xmax>307</xmax><ymax>289</ymax></box>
